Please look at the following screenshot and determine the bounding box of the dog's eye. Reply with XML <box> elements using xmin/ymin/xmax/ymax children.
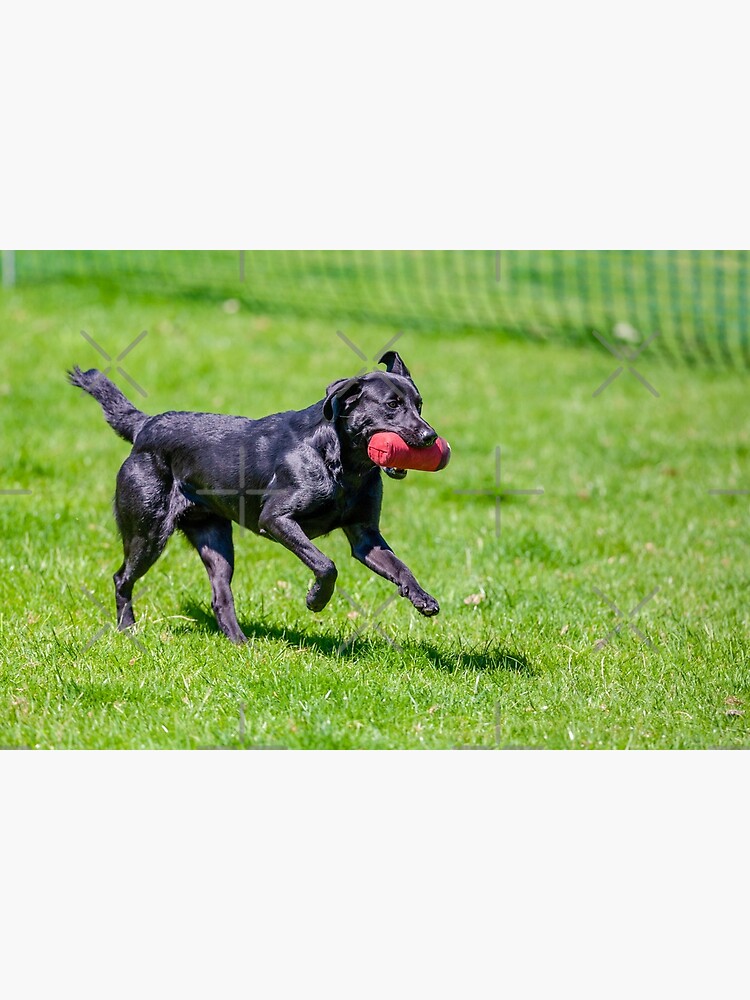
<box><xmin>386</xmin><ymin>400</ymin><xmax>400</xmax><ymax>410</ymax></box>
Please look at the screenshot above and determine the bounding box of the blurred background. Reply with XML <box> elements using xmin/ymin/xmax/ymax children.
<box><xmin>4</xmin><ymin>249</ymin><xmax>750</xmax><ymax>366</ymax></box>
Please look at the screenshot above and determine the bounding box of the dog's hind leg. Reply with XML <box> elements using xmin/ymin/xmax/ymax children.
<box><xmin>113</xmin><ymin>452</ymin><xmax>176</xmax><ymax>631</ymax></box>
<box><xmin>180</xmin><ymin>515</ymin><xmax>247</xmax><ymax>644</ymax></box>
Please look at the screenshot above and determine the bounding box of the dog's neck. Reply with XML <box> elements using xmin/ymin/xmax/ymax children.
<box><xmin>311</xmin><ymin>416</ymin><xmax>373</xmax><ymax>481</ymax></box>
<box><xmin>337</xmin><ymin>426</ymin><xmax>376</xmax><ymax>478</ymax></box>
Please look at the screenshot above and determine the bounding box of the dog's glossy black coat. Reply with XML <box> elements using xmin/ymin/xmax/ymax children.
<box><xmin>69</xmin><ymin>352</ymin><xmax>440</xmax><ymax>643</ymax></box>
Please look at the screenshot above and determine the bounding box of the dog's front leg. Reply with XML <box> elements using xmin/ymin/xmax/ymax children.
<box><xmin>259</xmin><ymin>512</ymin><xmax>338</xmax><ymax>612</ymax></box>
<box><xmin>343</xmin><ymin>525</ymin><xmax>439</xmax><ymax>617</ymax></box>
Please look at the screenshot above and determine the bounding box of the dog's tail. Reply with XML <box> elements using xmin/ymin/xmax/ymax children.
<box><xmin>68</xmin><ymin>366</ymin><xmax>148</xmax><ymax>444</ymax></box>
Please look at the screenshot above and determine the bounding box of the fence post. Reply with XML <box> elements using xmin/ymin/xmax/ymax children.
<box><xmin>1</xmin><ymin>250</ymin><xmax>16</xmax><ymax>288</ymax></box>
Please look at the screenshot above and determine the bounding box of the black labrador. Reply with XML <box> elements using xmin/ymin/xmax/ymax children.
<box><xmin>69</xmin><ymin>351</ymin><xmax>440</xmax><ymax>644</ymax></box>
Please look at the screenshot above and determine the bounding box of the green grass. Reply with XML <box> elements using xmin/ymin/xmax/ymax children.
<box><xmin>1</xmin><ymin>264</ymin><xmax>749</xmax><ymax>748</ymax></box>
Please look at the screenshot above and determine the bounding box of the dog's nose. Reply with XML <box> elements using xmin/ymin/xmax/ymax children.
<box><xmin>420</xmin><ymin>430</ymin><xmax>438</xmax><ymax>447</ymax></box>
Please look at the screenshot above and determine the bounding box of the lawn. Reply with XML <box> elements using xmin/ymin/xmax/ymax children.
<box><xmin>1</xmin><ymin>259</ymin><xmax>749</xmax><ymax>748</ymax></box>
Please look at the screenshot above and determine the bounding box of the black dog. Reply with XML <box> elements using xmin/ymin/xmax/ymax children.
<box><xmin>69</xmin><ymin>352</ymin><xmax>440</xmax><ymax>644</ymax></box>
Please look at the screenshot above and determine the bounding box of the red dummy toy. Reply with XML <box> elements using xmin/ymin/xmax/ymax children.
<box><xmin>367</xmin><ymin>432</ymin><xmax>451</xmax><ymax>472</ymax></box>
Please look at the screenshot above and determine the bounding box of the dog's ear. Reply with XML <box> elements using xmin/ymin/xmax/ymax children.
<box><xmin>379</xmin><ymin>351</ymin><xmax>412</xmax><ymax>380</ymax></box>
<box><xmin>323</xmin><ymin>377</ymin><xmax>361</xmax><ymax>421</ymax></box>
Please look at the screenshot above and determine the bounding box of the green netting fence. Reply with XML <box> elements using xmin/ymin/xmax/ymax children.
<box><xmin>3</xmin><ymin>250</ymin><xmax>750</xmax><ymax>367</ymax></box>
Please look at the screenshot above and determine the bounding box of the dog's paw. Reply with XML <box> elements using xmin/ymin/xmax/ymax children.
<box><xmin>306</xmin><ymin>569</ymin><xmax>337</xmax><ymax>612</ymax></box>
<box><xmin>412</xmin><ymin>592</ymin><xmax>440</xmax><ymax>617</ymax></box>
<box><xmin>306</xmin><ymin>591</ymin><xmax>330</xmax><ymax>612</ymax></box>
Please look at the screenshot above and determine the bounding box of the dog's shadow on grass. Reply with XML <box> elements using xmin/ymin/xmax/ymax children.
<box><xmin>178</xmin><ymin>602</ymin><xmax>532</xmax><ymax>673</ymax></box>
<box><xmin>178</xmin><ymin>601</ymin><xmax>343</xmax><ymax>656</ymax></box>
<box><xmin>415</xmin><ymin>642</ymin><xmax>532</xmax><ymax>674</ymax></box>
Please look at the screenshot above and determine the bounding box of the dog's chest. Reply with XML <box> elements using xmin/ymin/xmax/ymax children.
<box><xmin>298</xmin><ymin>478</ymin><xmax>368</xmax><ymax>537</ymax></box>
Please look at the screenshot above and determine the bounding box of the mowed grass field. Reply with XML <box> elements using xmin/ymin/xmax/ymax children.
<box><xmin>1</xmin><ymin>267</ymin><xmax>750</xmax><ymax>748</ymax></box>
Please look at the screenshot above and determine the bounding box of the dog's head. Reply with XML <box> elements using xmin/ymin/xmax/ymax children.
<box><xmin>323</xmin><ymin>352</ymin><xmax>437</xmax><ymax>479</ymax></box>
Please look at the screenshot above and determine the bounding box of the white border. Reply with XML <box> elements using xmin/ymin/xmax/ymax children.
<box><xmin>2</xmin><ymin>2</ymin><xmax>747</xmax><ymax>247</ymax></box>
<box><xmin>3</xmin><ymin>752</ymin><xmax>744</xmax><ymax>998</ymax></box>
